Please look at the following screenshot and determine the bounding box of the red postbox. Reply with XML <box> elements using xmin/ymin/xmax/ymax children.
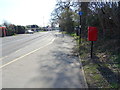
<box><xmin>88</xmin><ymin>27</ymin><xmax>98</xmax><ymax>41</ymax></box>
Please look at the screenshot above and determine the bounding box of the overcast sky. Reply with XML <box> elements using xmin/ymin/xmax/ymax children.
<box><xmin>0</xmin><ymin>0</ymin><xmax>56</xmax><ymax>26</ymax></box>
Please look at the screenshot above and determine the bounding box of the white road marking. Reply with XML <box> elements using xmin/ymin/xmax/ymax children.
<box><xmin>0</xmin><ymin>56</ymin><xmax>8</xmax><ymax>61</ymax></box>
<box><xmin>14</xmin><ymin>49</ymin><xmax>22</xmax><ymax>53</ymax></box>
<box><xmin>0</xmin><ymin>32</ymin><xmax>52</xmax><ymax>61</ymax></box>
<box><xmin>0</xmin><ymin>32</ymin><xmax>49</xmax><ymax>46</ymax></box>
<box><xmin>0</xmin><ymin>58</ymin><xmax>2</xmax><ymax>61</ymax></box>
<box><xmin>0</xmin><ymin>48</ymin><xmax>22</xmax><ymax>61</ymax></box>
<box><xmin>0</xmin><ymin>38</ymin><xmax>55</xmax><ymax>69</ymax></box>
<box><xmin>0</xmin><ymin>48</ymin><xmax>23</xmax><ymax>61</ymax></box>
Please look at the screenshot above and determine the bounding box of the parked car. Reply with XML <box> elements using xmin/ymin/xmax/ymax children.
<box><xmin>26</xmin><ymin>30</ymin><xmax>34</xmax><ymax>34</ymax></box>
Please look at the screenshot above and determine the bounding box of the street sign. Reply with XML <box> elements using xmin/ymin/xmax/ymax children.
<box><xmin>78</xmin><ymin>11</ymin><xmax>83</xmax><ymax>16</ymax></box>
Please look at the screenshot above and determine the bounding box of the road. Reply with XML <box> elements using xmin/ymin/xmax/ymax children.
<box><xmin>0</xmin><ymin>31</ymin><xmax>88</xmax><ymax>88</ymax></box>
<box><xmin>1</xmin><ymin>31</ymin><xmax>55</xmax><ymax>65</ymax></box>
<box><xmin>1</xmin><ymin>31</ymin><xmax>54</xmax><ymax>57</ymax></box>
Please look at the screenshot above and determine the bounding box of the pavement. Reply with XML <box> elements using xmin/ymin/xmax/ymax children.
<box><xmin>1</xmin><ymin>31</ymin><xmax>88</xmax><ymax>88</ymax></box>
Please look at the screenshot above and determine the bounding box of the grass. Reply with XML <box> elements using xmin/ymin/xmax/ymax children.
<box><xmin>67</xmin><ymin>32</ymin><xmax>120</xmax><ymax>88</ymax></box>
<box><xmin>114</xmin><ymin>54</ymin><xmax>120</xmax><ymax>68</ymax></box>
<box><xmin>111</xmin><ymin>83</ymin><xmax>120</xmax><ymax>88</ymax></box>
<box><xmin>83</xmin><ymin>61</ymin><xmax>110</xmax><ymax>88</ymax></box>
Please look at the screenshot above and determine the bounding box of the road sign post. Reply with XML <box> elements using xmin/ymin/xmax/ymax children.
<box><xmin>78</xmin><ymin>11</ymin><xmax>83</xmax><ymax>44</ymax></box>
<box><xmin>78</xmin><ymin>11</ymin><xmax>83</xmax><ymax>55</ymax></box>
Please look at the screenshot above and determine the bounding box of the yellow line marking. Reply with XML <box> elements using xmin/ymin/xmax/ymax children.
<box><xmin>0</xmin><ymin>38</ymin><xmax>55</xmax><ymax>69</ymax></box>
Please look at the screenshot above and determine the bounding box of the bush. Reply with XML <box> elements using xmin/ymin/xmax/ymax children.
<box><xmin>6</xmin><ymin>29</ymin><xmax>15</xmax><ymax>36</ymax></box>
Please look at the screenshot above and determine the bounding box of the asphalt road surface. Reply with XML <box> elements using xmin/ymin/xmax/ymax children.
<box><xmin>0</xmin><ymin>31</ymin><xmax>88</xmax><ymax>88</ymax></box>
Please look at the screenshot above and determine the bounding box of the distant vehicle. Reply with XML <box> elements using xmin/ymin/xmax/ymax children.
<box><xmin>0</xmin><ymin>27</ymin><xmax>6</xmax><ymax>37</ymax></box>
<box><xmin>26</xmin><ymin>30</ymin><xmax>34</xmax><ymax>34</ymax></box>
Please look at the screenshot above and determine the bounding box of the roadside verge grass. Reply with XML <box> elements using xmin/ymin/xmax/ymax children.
<box><xmin>67</xmin><ymin>32</ymin><xmax>120</xmax><ymax>88</ymax></box>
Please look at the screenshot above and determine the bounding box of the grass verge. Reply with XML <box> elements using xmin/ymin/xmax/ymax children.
<box><xmin>67</xmin><ymin>32</ymin><xmax>120</xmax><ymax>88</ymax></box>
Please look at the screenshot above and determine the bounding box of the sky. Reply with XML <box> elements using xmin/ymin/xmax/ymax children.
<box><xmin>0</xmin><ymin>0</ymin><xmax>56</xmax><ymax>26</ymax></box>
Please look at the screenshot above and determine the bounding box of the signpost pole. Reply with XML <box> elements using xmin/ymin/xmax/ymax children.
<box><xmin>79</xmin><ymin>14</ymin><xmax>81</xmax><ymax>44</ymax></box>
<box><xmin>79</xmin><ymin>15</ymin><xmax>81</xmax><ymax>55</ymax></box>
<box><xmin>79</xmin><ymin>11</ymin><xmax>82</xmax><ymax>44</ymax></box>
<box><xmin>78</xmin><ymin>11</ymin><xmax>83</xmax><ymax>55</ymax></box>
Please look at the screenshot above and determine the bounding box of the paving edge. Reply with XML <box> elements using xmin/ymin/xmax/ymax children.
<box><xmin>65</xmin><ymin>33</ymin><xmax>88</xmax><ymax>88</ymax></box>
<box><xmin>78</xmin><ymin>55</ymin><xmax>88</xmax><ymax>88</ymax></box>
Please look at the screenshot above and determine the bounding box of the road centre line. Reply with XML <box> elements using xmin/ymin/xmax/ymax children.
<box><xmin>0</xmin><ymin>38</ymin><xmax>55</xmax><ymax>69</ymax></box>
<box><xmin>0</xmin><ymin>56</ymin><xmax>8</xmax><ymax>61</ymax></box>
<box><xmin>0</xmin><ymin>33</ymin><xmax>53</xmax><ymax>61</ymax></box>
<box><xmin>0</xmin><ymin>32</ymin><xmax>49</xmax><ymax>46</ymax></box>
